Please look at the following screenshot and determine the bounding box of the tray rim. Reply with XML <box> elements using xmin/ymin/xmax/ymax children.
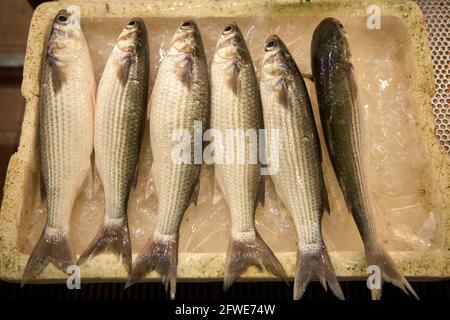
<box><xmin>0</xmin><ymin>0</ymin><xmax>448</xmax><ymax>283</ymax></box>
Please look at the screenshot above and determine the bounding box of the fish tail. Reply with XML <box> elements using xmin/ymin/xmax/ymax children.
<box><xmin>294</xmin><ymin>245</ymin><xmax>344</xmax><ymax>300</ymax></box>
<box><xmin>366</xmin><ymin>244</ymin><xmax>418</xmax><ymax>300</ymax></box>
<box><xmin>77</xmin><ymin>217</ymin><xmax>132</xmax><ymax>274</ymax></box>
<box><xmin>126</xmin><ymin>233</ymin><xmax>178</xmax><ymax>299</ymax></box>
<box><xmin>21</xmin><ymin>226</ymin><xmax>76</xmax><ymax>286</ymax></box>
<box><xmin>223</xmin><ymin>230</ymin><xmax>287</xmax><ymax>291</ymax></box>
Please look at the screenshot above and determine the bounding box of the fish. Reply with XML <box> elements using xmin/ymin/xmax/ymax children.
<box><xmin>210</xmin><ymin>23</ymin><xmax>287</xmax><ymax>290</ymax></box>
<box><xmin>22</xmin><ymin>5</ymin><xmax>95</xmax><ymax>284</ymax></box>
<box><xmin>311</xmin><ymin>17</ymin><xmax>418</xmax><ymax>299</ymax></box>
<box><xmin>259</xmin><ymin>35</ymin><xmax>344</xmax><ymax>300</ymax></box>
<box><xmin>127</xmin><ymin>20</ymin><xmax>210</xmax><ymax>298</ymax></box>
<box><xmin>77</xmin><ymin>18</ymin><xmax>149</xmax><ymax>274</ymax></box>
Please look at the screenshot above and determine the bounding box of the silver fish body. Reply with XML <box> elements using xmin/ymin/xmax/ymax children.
<box><xmin>23</xmin><ymin>6</ymin><xmax>95</xmax><ymax>284</ymax></box>
<box><xmin>128</xmin><ymin>21</ymin><xmax>209</xmax><ymax>298</ymax></box>
<box><xmin>211</xmin><ymin>23</ymin><xmax>287</xmax><ymax>290</ymax></box>
<box><xmin>78</xmin><ymin>18</ymin><xmax>149</xmax><ymax>273</ymax></box>
<box><xmin>260</xmin><ymin>35</ymin><xmax>343</xmax><ymax>300</ymax></box>
<box><xmin>311</xmin><ymin>17</ymin><xmax>417</xmax><ymax>299</ymax></box>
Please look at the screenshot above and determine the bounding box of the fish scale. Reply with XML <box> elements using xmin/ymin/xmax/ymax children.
<box><xmin>211</xmin><ymin>62</ymin><xmax>262</xmax><ymax>235</ymax></box>
<box><xmin>260</xmin><ymin>35</ymin><xmax>342</xmax><ymax>300</ymax></box>
<box><xmin>311</xmin><ymin>17</ymin><xmax>418</xmax><ymax>299</ymax></box>
<box><xmin>128</xmin><ymin>21</ymin><xmax>209</xmax><ymax>299</ymax></box>
<box><xmin>211</xmin><ymin>23</ymin><xmax>287</xmax><ymax>291</ymax></box>
<box><xmin>78</xmin><ymin>18</ymin><xmax>149</xmax><ymax>274</ymax></box>
<box><xmin>22</xmin><ymin>6</ymin><xmax>95</xmax><ymax>285</ymax></box>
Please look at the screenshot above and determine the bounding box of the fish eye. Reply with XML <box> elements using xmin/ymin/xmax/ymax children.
<box><xmin>58</xmin><ymin>15</ymin><xmax>68</xmax><ymax>23</ymax></box>
<box><xmin>127</xmin><ymin>20</ymin><xmax>136</xmax><ymax>26</ymax></box>
<box><xmin>265</xmin><ymin>39</ymin><xmax>277</xmax><ymax>51</ymax></box>
<box><xmin>222</xmin><ymin>24</ymin><xmax>234</xmax><ymax>35</ymax></box>
<box><xmin>180</xmin><ymin>21</ymin><xmax>193</xmax><ymax>29</ymax></box>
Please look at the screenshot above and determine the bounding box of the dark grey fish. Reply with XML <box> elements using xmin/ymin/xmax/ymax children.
<box><xmin>311</xmin><ymin>17</ymin><xmax>418</xmax><ymax>299</ymax></box>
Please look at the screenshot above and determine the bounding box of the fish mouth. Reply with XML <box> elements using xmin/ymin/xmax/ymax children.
<box><xmin>66</xmin><ymin>5</ymin><xmax>81</xmax><ymax>28</ymax></box>
<box><xmin>260</xmin><ymin>35</ymin><xmax>282</xmax><ymax>75</ymax></box>
<box><xmin>179</xmin><ymin>20</ymin><xmax>196</xmax><ymax>31</ymax></box>
<box><xmin>54</xmin><ymin>5</ymin><xmax>81</xmax><ymax>29</ymax></box>
<box><xmin>125</xmin><ymin>17</ymin><xmax>145</xmax><ymax>30</ymax></box>
<box><xmin>214</xmin><ymin>22</ymin><xmax>241</xmax><ymax>63</ymax></box>
<box><xmin>167</xmin><ymin>20</ymin><xmax>199</xmax><ymax>55</ymax></box>
<box><xmin>264</xmin><ymin>35</ymin><xmax>281</xmax><ymax>52</ymax></box>
<box><xmin>222</xmin><ymin>22</ymin><xmax>237</xmax><ymax>35</ymax></box>
<box><xmin>316</xmin><ymin>17</ymin><xmax>347</xmax><ymax>38</ymax></box>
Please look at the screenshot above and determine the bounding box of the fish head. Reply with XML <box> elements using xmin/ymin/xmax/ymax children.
<box><xmin>260</xmin><ymin>35</ymin><xmax>293</xmax><ymax>83</ymax></box>
<box><xmin>48</xmin><ymin>6</ymin><xmax>82</xmax><ymax>56</ymax></box>
<box><xmin>167</xmin><ymin>20</ymin><xmax>203</xmax><ymax>57</ymax></box>
<box><xmin>213</xmin><ymin>23</ymin><xmax>249</xmax><ymax>66</ymax></box>
<box><xmin>116</xmin><ymin>18</ymin><xmax>147</xmax><ymax>54</ymax></box>
<box><xmin>311</xmin><ymin>17</ymin><xmax>350</xmax><ymax>63</ymax></box>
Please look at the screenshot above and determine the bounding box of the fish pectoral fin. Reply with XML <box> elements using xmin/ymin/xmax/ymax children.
<box><xmin>226</xmin><ymin>59</ymin><xmax>240</xmax><ymax>95</ymax></box>
<box><xmin>224</xmin><ymin>230</ymin><xmax>288</xmax><ymax>291</ymax></box>
<box><xmin>49</xmin><ymin>57</ymin><xmax>66</xmax><ymax>93</ymax></box>
<box><xmin>175</xmin><ymin>54</ymin><xmax>193</xmax><ymax>88</ymax></box>
<box><xmin>116</xmin><ymin>54</ymin><xmax>131</xmax><ymax>86</ymax></box>
<box><xmin>275</xmin><ymin>78</ymin><xmax>289</xmax><ymax>107</ymax></box>
<box><xmin>126</xmin><ymin>234</ymin><xmax>178</xmax><ymax>299</ymax></box>
<box><xmin>294</xmin><ymin>246</ymin><xmax>344</xmax><ymax>300</ymax></box>
<box><xmin>301</xmin><ymin>72</ymin><xmax>314</xmax><ymax>82</ymax></box>
<box><xmin>78</xmin><ymin>217</ymin><xmax>132</xmax><ymax>275</ymax></box>
<box><xmin>22</xmin><ymin>226</ymin><xmax>76</xmax><ymax>286</ymax></box>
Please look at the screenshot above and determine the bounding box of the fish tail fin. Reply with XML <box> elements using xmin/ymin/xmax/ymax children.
<box><xmin>21</xmin><ymin>226</ymin><xmax>76</xmax><ymax>286</ymax></box>
<box><xmin>294</xmin><ymin>245</ymin><xmax>344</xmax><ymax>300</ymax></box>
<box><xmin>126</xmin><ymin>234</ymin><xmax>178</xmax><ymax>299</ymax></box>
<box><xmin>223</xmin><ymin>230</ymin><xmax>287</xmax><ymax>291</ymax></box>
<box><xmin>77</xmin><ymin>217</ymin><xmax>132</xmax><ymax>274</ymax></box>
<box><xmin>366</xmin><ymin>244</ymin><xmax>418</xmax><ymax>300</ymax></box>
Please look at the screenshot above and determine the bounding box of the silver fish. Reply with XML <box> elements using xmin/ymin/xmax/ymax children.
<box><xmin>22</xmin><ymin>6</ymin><xmax>95</xmax><ymax>284</ymax></box>
<box><xmin>77</xmin><ymin>18</ymin><xmax>149</xmax><ymax>274</ymax></box>
<box><xmin>127</xmin><ymin>21</ymin><xmax>209</xmax><ymax>299</ymax></box>
<box><xmin>211</xmin><ymin>23</ymin><xmax>287</xmax><ymax>290</ymax></box>
<box><xmin>260</xmin><ymin>35</ymin><xmax>344</xmax><ymax>300</ymax></box>
<box><xmin>311</xmin><ymin>17</ymin><xmax>418</xmax><ymax>299</ymax></box>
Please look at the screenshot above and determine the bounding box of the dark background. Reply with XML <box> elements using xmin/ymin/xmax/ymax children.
<box><xmin>0</xmin><ymin>0</ymin><xmax>448</xmax><ymax>301</ymax></box>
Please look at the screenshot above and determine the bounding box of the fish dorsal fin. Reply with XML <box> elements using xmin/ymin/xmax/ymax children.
<box><xmin>175</xmin><ymin>54</ymin><xmax>193</xmax><ymax>88</ymax></box>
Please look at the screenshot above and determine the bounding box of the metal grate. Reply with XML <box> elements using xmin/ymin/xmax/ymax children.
<box><xmin>415</xmin><ymin>0</ymin><xmax>450</xmax><ymax>154</ymax></box>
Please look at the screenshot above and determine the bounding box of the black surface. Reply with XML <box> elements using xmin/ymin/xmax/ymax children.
<box><xmin>1</xmin><ymin>280</ymin><xmax>449</xmax><ymax>300</ymax></box>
